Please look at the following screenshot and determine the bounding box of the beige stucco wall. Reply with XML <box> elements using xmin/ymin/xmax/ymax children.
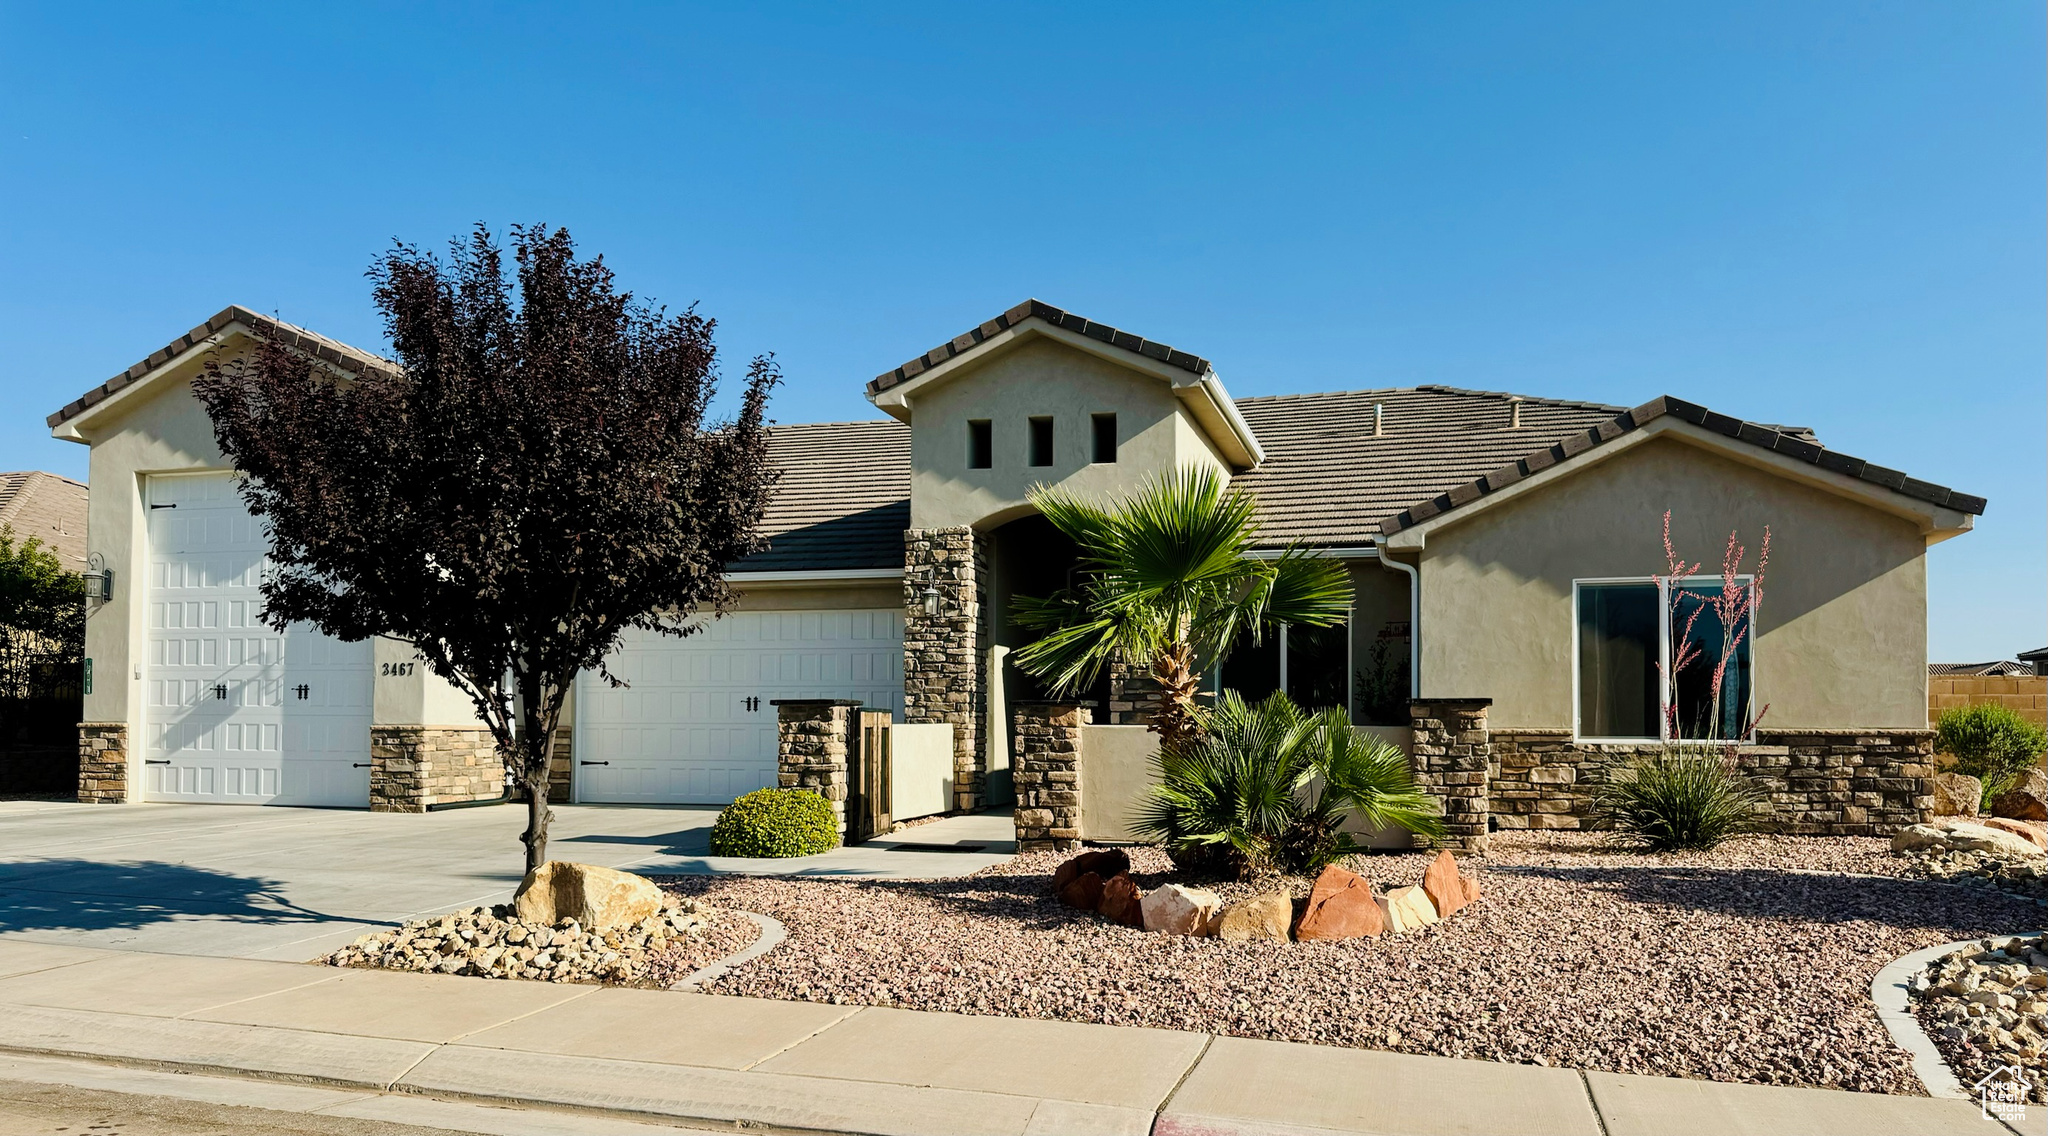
<box><xmin>906</xmin><ymin>337</ymin><xmax>1228</xmax><ymax>530</ymax></box>
<box><xmin>68</xmin><ymin>337</ymin><xmax>485</xmax><ymax>744</ymax></box>
<box><xmin>1416</xmin><ymin>435</ymin><xmax>1928</xmax><ymax>731</ymax></box>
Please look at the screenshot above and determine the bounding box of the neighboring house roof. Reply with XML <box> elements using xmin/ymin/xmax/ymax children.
<box><xmin>734</xmin><ymin>420</ymin><xmax>911</xmax><ymax>572</ymax></box>
<box><xmin>47</xmin><ymin>304</ymin><xmax>396</xmax><ymax>432</ymax></box>
<box><xmin>0</xmin><ymin>471</ymin><xmax>88</xmax><ymax>570</ymax></box>
<box><xmin>868</xmin><ymin>298</ymin><xmax>1210</xmax><ymax>396</ymax></box>
<box><xmin>1930</xmin><ymin>661</ymin><xmax>2031</xmax><ymax>677</ymax></box>
<box><xmin>2021</xmin><ymin>648</ymin><xmax>2048</xmax><ymax>662</ymax></box>
<box><xmin>1377</xmin><ymin>394</ymin><xmax>1988</xmax><ymax>538</ymax></box>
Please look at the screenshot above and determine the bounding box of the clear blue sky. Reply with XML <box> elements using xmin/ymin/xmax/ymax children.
<box><xmin>2</xmin><ymin>3</ymin><xmax>2040</xmax><ymax>660</ymax></box>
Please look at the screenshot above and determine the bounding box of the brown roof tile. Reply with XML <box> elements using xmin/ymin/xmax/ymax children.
<box><xmin>48</xmin><ymin>305</ymin><xmax>395</xmax><ymax>429</ymax></box>
<box><xmin>0</xmin><ymin>471</ymin><xmax>89</xmax><ymax>570</ymax></box>
<box><xmin>733</xmin><ymin>420</ymin><xmax>910</xmax><ymax>572</ymax></box>
<box><xmin>867</xmin><ymin>299</ymin><xmax>1209</xmax><ymax>396</ymax></box>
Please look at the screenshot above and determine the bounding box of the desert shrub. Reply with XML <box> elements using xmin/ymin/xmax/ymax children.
<box><xmin>709</xmin><ymin>788</ymin><xmax>838</xmax><ymax>858</ymax></box>
<box><xmin>1133</xmin><ymin>690</ymin><xmax>1443</xmax><ymax>878</ymax></box>
<box><xmin>1592</xmin><ymin>746</ymin><xmax>1773</xmax><ymax>852</ymax></box>
<box><xmin>1936</xmin><ymin>703</ymin><xmax>2048</xmax><ymax>805</ymax></box>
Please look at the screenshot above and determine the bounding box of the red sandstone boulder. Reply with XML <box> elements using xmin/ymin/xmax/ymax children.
<box><xmin>1421</xmin><ymin>850</ymin><xmax>1477</xmax><ymax>919</ymax></box>
<box><xmin>1053</xmin><ymin>849</ymin><xmax>1131</xmax><ymax>895</ymax></box>
<box><xmin>1294</xmin><ymin>865</ymin><xmax>1383</xmax><ymax>941</ymax></box>
<box><xmin>1057</xmin><ymin>871</ymin><xmax>1106</xmax><ymax>911</ymax></box>
<box><xmin>1097</xmin><ymin>873</ymin><xmax>1145</xmax><ymax>927</ymax></box>
<box><xmin>1990</xmin><ymin>769</ymin><xmax>2048</xmax><ymax>823</ymax></box>
<box><xmin>1981</xmin><ymin>816</ymin><xmax>2048</xmax><ymax>851</ymax></box>
<box><xmin>1460</xmin><ymin>876</ymin><xmax>1482</xmax><ymax>906</ymax></box>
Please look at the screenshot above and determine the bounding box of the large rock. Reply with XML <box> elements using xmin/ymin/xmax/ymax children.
<box><xmin>1379</xmin><ymin>885</ymin><xmax>1440</xmax><ymax>934</ymax></box>
<box><xmin>1980</xmin><ymin>817</ymin><xmax>2048</xmax><ymax>851</ymax></box>
<box><xmin>1097</xmin><ymin>874</ymin><xmax>1146</xmax><ymax>928</ymax></box>
<box><xmin>514</xmin><ymin>862</ymin><xmax>664</xmax><ymax>929</ymax></box>
<box><xmin>1295</xmin><ymin>865</ymin><xmax>1383</xmax><ymax>941</ymax></box>
<box><xmin>1927</xmin><ymin>772</ymin><xmax>1982</xmax><ymax>818</ymax></box>
<box><xmin>1140</xmin><ymin>883</ymin><xmax>1223</xmax><ymax>935</ymax></box>
<box><xmin>1893</xmin><ymin>821</ymin><xmax>2046</xmax><ymax>860</ymax></box>
<box><xmin>1058</xmin><ymin>871</ymin><xmax>1106</xmax><ymax>911</ymax></box>
<box><xmin>1053</xmin><ymin>849</ymin><xmax>1131</xmax><ymax>895</ymax></box>
<box><xmin>1212</xmin><ymin>892</ymin><xmax>1293</xmax><ymax>942</ymax></box>
<box><xmin>1990</xmin><ymin>768</ymin><xmax>2048</xmax><ymax>823</ymax></box>
<box><xmin>1421</xmin><ymin>851</ymin><xmax>1477</xmax><ymax>919</ymax></box>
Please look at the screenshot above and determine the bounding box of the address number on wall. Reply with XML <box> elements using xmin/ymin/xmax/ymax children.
<box><xmin>380</xmin><ymin>661</ymin><xmax>417</xmax><ymax>677</ymax></box>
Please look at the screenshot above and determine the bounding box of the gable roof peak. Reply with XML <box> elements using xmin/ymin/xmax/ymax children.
<box><xmin>866</xmin><ymin>298</ymin><xmax>1212</xmax><ymax>397</ymax></box>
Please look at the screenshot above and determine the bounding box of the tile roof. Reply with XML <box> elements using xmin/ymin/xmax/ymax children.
<box><xmin>0</xmin><ymin>471</ymin><xmax>89</xmax><ymax>570</ymax></box>
<box><xmin>733</xmin><ymin>419</ymin><xmax>911</xmax><ymax>572</ymax></box>
<box><xmin>868</xmin><ymin>299</ymin><xmax>1210</xmax><ymax>397</ymax></box>
<box><xmin>1234</xmin><ymin>386</ymin><xmax>1629</xmax><ymax>546</ymax></box>
<box><xmin>1377</xmin><ymin>393</ymin><xmax>1986</xmax><ymax>537</ymax></box>
<box><xmin>1929</xmin><ymin>661</ymin><xmax>2032</xmax><ymax>677</ymax></box>
<box><xmin>48</xmin><ymin>305</ymin><xmax>395</xmax><ymax>429</ymax></box>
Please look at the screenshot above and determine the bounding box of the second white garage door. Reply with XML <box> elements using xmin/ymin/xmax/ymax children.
<box><xmin>573</xmin><ymin>609</ymin><xmax>903</xmax><ymax>804</ymax></box>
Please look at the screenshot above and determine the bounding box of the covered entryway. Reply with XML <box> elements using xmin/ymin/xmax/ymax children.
<box><xmin>574</xmin><ymin>609</ymin><xmax>904</xmax><ymax>804</ymax></box>
<box><xmin>142</xmin><ymin>473</ymin><xmax>373</xmax><ymax>806</ymax></box>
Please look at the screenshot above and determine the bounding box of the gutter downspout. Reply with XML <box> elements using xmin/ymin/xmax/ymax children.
<box><xmin>1368</xmin><ymin>547</ymin><xmax>1420</xmax><ymax>699</ymax></box>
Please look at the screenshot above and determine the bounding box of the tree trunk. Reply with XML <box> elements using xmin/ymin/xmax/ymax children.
<box><xmin>518</xmin><ymin>729</ymin><xmax>553</xmax><ymax>875</ymax></box>
<box><xmin>1149</xmin><ymin>641</ymin><xmax>1203</xmax><ymax>750</ymax></box>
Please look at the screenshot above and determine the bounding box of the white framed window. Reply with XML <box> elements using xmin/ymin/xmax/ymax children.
<box><xmin>1572</xmin><ymin>576</ymin><xmax>1757</xmax><ymax>743</ymax></box>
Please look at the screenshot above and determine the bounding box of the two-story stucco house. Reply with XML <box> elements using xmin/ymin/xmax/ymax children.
<box><xmin>49</xmin><ymin>300</ymin><xmax>1983</xmax><ymax>844</ymax></box>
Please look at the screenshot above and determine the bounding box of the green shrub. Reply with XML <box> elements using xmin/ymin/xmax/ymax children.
<box><xmin>1592</xmin><ymin>746</ymin><xmax>1773</xmax><ymax>852</ymax></box>
<box><xmin>1936</xmin><ymin>703</ymin><xmax>2048</xmax><ymax>806</ymax></box>
<box><xmin>709</xmin><ymin>788</ymin><xmax>839</xmax><ymax>858</ymax></box>
<box><xmin>1133</xmin><ymin>690</ymin><xmax>1443</xmax><ymax>878</ymax></box>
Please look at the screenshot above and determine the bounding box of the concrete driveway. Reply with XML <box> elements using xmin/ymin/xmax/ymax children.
<box><xmin>0</xmin><ymin>800</ymin><xmax>1013</xmax><ymax>962</ymax></box>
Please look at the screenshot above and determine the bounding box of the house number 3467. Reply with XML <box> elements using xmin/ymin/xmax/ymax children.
<box><xmin>380</xmin><ymin>662</ymin><xmax>416</xmax><ymax>677</ymax></box>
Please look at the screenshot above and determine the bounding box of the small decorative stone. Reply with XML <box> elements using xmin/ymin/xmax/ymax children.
<box><xmin>1294</xmin><ymin>865</ymin><xmax>1383</xmax><ymax>941</ymax></box>
<box><xmin>1927</xmin><ymin>772</ymin><xmax>1982</xmax><ymax>818</ymax></box>
<box><xmin>515</xmin><ymin>862</ymin><xmax>666</xmax><ymax>929</ymax></box>
<box><xmin>1991</xmin><ymin>768</ymin><xmax>2048</xmax><ymax>823</ymax></box>
<box><xmin>1057</xmin><ymin>871</ymin><xmax>1106</xmax><ymax>911</ymax></box>
<box><xmin>1052</xmin><ymin>849</ymin><xmax>1130</xmax><ymax>895</ymax></box>
<box><xmin>1212</xmin><ymin>892</ymin><xmax>1293</xmax><ymax>942</ymax></box>
<box><xmin>1421</xmin><ymin>850</ymin><xmax>1476</xmax><ymax>919</ymax></box>
<box><xmin>1140</xmin><ymin>883</ymin><xmax>1222</xmax><ymax>935</ymax></box>
<box><xmin>1097</xmin><ymin>873</ymin><xmax>1146</xmax><ymax>928</ymax></box>
<box><xmin>1379</xmin><ymin>885</ymin><xmax>1440</xmax><ymax>934</ymax></box>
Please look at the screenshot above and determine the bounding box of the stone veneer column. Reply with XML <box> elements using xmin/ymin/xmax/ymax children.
<box><xmin>1408</xmin><ymin>698</ymin><xmax>1492</xmax><ymax>853</ymax></box>
<box><xmin>774</xmin><ymin>699</ymin><xmax>860</xmax><ymax>835</ymax></box>
<box><xmin>370</xmin><ymin>727</ymin><xmax>506</xmax><ymax>813</ymax></box>
<box><xmin>1013</xmin><ymin>700</ymin><xmax>1090</xmax><ymax>852</ymax></box>
<box><xmin>903</xmin><ymin>527</ymin><xmax>987</xmax><ymax>811</ymax></box>
<box><xmin>76</xmin><ymin>723</ymin><xmax>129</xmax><ymax>804</ymax></box>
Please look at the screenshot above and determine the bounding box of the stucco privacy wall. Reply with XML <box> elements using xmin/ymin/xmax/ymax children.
<box><xmin>906</xmin><ymin>337</ymin><xmax>1228</xmax><ymax>530</ymax></box>
<box><xmin>1416</xmin><ymin>435</ymin><xmax>1928</xmax><ymax>731</ymax></box>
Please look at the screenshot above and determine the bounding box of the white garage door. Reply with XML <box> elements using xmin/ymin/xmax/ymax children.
<box><xmin>142</xmin><ymin>473</ymin><xmax>373</xmax><ymax>806</ymax></box>
<box><xmin>575</xmin><ymin>609</ymin><xmax>903</xmax><ymax>804</ymax></box>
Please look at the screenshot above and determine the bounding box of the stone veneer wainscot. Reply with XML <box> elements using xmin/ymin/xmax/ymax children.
<box><xmin>76</xmin><ymin>722</ymin><xmax>128</xmax><ymax>804</ymax></box>
<box><xmin>369</xmin><ymin>727</ymin><xmax>505</xmax><ymax>813</ymax></box>
<box><xmin>773</xmin><ymin>699</ymin><xmax>860</xmax><ymax>835</ymax></box>
<box><xmin>1013</xmin><ymin>700</ymin><xmax>1090</xmax><ymax>853</ymax></box>
<box><xmin>903</xmin><ymin>527</ymin><xmax>989</xmax><ymax>811</ymax></box>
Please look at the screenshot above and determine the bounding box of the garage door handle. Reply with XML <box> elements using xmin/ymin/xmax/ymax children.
<box><xmin>144</xmin><ymin>759</ymin><xmax>170</xmax><ymax>765</ymax></box>
<box><xmin>352</xmin><ymin>763</ymin><xmax>371</xmax><ymax>768</ymax></box>
<box><xmin>579</xmin><ymin>761</ymin><xmax>609</xmax><ymax>766</ymax></box>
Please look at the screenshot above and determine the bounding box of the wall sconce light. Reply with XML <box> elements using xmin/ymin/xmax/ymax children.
<box><xmin>83</xmin><ymin>553</ymin><xmax>114</xmax><ymax>601</ymax></box>
<box><xmin>921</xmin><ymin>581</ymin><xmax>941</xmax><ymax>618</ymax></box>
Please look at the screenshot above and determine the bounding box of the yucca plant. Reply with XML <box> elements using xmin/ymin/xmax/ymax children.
<box><xmin>1010</xmin><ymin>467</ymin><xmax>1352</xmax><ymax>749</ymax></box>
<box><xmin>1591</xmin><ymin>746</ymin><xmax>1773</xmax><ymax>852</ymax></box>
<box><xmin>1133</xmin><ymin>690</ymin><xmax>1444</xmax><ymax>877</ymax></box>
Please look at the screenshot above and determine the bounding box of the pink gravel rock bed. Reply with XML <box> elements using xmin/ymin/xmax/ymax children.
<box><xmin>655</xmin><ymin>833</ymin><xmax>2045</xmax><ymax>1093</ymax></box>
<box><xmin>639</xmin><ymin>907</ymin><xmax>764</xmax><ymax>987</ymax></box>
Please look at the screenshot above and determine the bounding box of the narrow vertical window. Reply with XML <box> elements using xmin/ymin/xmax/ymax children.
<box><xmin>1091</xmin><ymin>413</ymin><xmax>1117</xmax><ymax>463</ymax></box>
<box><xmin>1576</xmin><ymin>583</ymin><xmax>1659</xmax><ymax>740</ymax></box>
<box><xmin>1027</xmin><ymin>416</ymin><xmax>1054</xmax><ymax>467</ymax></box>
<box><xmin>967</xmin><ymin>419</ymin><xmax>992</xmax><ymax>469</ymax></box>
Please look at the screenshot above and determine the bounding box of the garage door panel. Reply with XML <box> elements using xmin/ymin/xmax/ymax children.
<box><xmin>577</xmin><ymin>609</ymin><xmax>902</xmax><ymax>805</ymax></box>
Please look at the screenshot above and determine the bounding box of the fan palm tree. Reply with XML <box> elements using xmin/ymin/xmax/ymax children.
<box><xmin>1134</xmin><ymin>690</ymin><xmax>1444</xmax><ymax>877</ymax></box>
<box><xmin>1010</xmin><ymin>466</ymin><xmax>1352</xmax><ymax>748</ymax></box>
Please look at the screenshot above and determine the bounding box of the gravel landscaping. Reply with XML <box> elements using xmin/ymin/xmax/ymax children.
<box><xmin>655</xmin><ymin>832</ymin><xmax>2044</xmax><ymax>1094</ymax></box>
<box><xmin>1910</xmin><ymin>932</ymin><xmax>2047</xmax><ymax>1104</ymax></box>
<box><xmin>325</xmin><ymin>898</ymin><xmax>760</xmax><ymax>987</ymax></box>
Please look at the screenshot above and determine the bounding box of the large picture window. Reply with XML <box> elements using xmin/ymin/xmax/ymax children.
<box><xmin>1574</xmin><ymin>577</ymin><xmax>1756</xmax><ymax>742</ymax></box>
<box><xmin>1214</xmin><ymin>620</ymin><xmax>1351</xmax><ymax>715</ymax></box>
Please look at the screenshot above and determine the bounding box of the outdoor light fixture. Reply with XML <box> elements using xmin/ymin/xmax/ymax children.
<box><xmin>83</xmin><ymin>553</ymin><xmax>114</xmax><ymax>601</ymax></box>
<box><xmin>921</xmin><ymin>581</ymin><xmax>941</xmax><ymax>618</ymax></box>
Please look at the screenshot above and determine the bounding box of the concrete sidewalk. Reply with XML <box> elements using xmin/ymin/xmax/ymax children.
<box><xmin>0</xmin><ymin>940</ymin><xmax>2010</xmax><ymax>1136</ymax></box>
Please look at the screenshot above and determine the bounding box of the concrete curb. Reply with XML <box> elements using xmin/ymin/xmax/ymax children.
<box><xmin>670</xmin><ymin>912</ymin><xmax>785</xmax><ymax>990</ymax></box>
<box><xmin>1868</xmin><ymin>930</ymin><xmax>2046</xmax><ymax>1102</ymax></box>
